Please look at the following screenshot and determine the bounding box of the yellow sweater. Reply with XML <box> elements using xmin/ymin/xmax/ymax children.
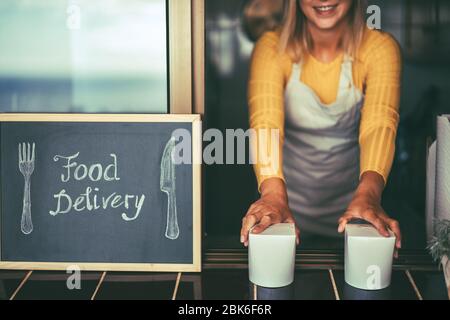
<box><xmin>248</xmin><ymin>28</ymin><xmax>402</xmax><ymax>189</ymax></box>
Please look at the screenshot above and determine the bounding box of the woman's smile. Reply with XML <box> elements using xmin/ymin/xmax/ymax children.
<box><xmin>301</xmin><ymin>0</ymin><xmax>352</xmax><ymax>30</ymax></box>
<box><xmin>313</xmin><ymin>4</ymin><xmax>339</xmax><ymax>17</ymax></box>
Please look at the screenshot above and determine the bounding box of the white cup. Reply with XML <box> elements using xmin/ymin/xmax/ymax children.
<box><xmin>248</xmin><ymin>223</ymin><xmax>296</xmax><ymax>288</ymax></box>
<box><xmin>345</xmin><ymin>224</ymin><xmax>396</xmax><ymax>290</ymax></box>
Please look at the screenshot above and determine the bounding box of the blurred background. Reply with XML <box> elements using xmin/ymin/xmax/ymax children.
<box><xmin>1</xmin><ymin>0</ymin><xmax>449</xmax><ymax>251</ymax></box>
<box><xmin>204</xmin><ymin>0</ymin><xmax>450</xmax><ymax>250</ymax></box>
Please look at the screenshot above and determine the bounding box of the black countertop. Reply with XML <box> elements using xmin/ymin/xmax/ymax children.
<box><xmin>1</xmin><ymin>268</ymin><xmax>448</xmax><ymax>300</ymax></box>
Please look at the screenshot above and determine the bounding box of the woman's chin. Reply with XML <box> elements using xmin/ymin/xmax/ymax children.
<box><xmin>310</xmin><ymin>19</ymin><xmax>343</xmax><ymax>31</ymax></box>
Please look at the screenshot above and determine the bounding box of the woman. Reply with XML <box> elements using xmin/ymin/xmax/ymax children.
<box><xmin>241</xmin><ymin>0</ymin><xmax>402</xmax><ymax>253</ymax></box>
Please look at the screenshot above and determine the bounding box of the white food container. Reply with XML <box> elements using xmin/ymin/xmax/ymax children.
<box><xmin>345</xmin><ymin>224</ymin><xmax>396</xmax><ymax>290</ymax></box>
<box><xmin>248</xmin><ymin>223</ymin><xmax>296</xmax><ymax>288</ymax></box>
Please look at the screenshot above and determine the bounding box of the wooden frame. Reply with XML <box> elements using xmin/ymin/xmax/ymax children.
<box><xmin>0</xmin><ymin>113</ymin><xmax>202</xmax><ymax>272</ymax></box>
<box><xmin>169</xmin><ymin>0</ymin><xmax>193</xmax><ymax>114</ymax></box>
<box><xmin>170</xmin><ymin>0</ymin><xmax>205</xmax><ymax>115</ymax></box>
<box><xmin>192</xmin><ymin>0</ymin><xmax>205</xmax><ymax>115</ymax></box>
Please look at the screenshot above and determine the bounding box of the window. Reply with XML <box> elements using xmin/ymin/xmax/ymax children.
<box><xmin>0</xmin><ymin>0</ymin><xmax>168</xmax><ymax>113</ymax></box>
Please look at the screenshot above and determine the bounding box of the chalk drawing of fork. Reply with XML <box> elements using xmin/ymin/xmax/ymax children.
<box><xmin>18</xmin><ymin>142</ymin><xmax>35</xmax><ymax>235</ymax></box>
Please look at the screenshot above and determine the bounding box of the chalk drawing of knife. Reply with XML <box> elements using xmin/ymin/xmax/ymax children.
<box><xmin>160</xmin><ymin>137</ymin><xmax>179</xmax><ymax>240</ymax></box>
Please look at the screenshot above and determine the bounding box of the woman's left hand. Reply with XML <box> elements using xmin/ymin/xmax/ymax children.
<box><xmin>337</xmin><ymin>172</ymin><xmax>402</xmax><ymax>257</ymax></box>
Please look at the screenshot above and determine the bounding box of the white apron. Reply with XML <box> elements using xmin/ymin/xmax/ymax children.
<box><xmin>283</xmin><ymin>55</ymin><xmax>364</xmax><ymax>237</ymax></box>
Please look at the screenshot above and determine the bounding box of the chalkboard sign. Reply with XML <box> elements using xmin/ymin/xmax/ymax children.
<box><xmin>0</xmin><ymin>114</ymin><xmax>201</xmax><ymax>272</ymax></box>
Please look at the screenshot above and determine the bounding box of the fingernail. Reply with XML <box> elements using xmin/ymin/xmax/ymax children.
<box><xmin>240</xmin><ymin>236</ymin><xmax>244</xmax><ymax>243</ymax></box>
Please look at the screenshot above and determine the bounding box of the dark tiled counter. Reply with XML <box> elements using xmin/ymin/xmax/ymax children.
<box><xmin>1</xmin><ymin>267</ymin><xmax>448</xmax><ymax>300</ymax></box>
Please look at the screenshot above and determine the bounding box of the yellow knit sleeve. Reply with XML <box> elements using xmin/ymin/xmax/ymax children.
<box><xmin>358</xmin><ymin>31</ymin><xmax>402</xmax><ymax>184</ymax></box>
<box><xmin>248</xmin><ymin>32</ymin><xmax>288</xmax><ymax>189</ymax></box>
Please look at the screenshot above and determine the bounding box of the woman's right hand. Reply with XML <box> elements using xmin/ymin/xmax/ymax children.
<box><xmin>240</xmin><ymin>178</ymin><xmax>300</xmax><ymax>247</ymax></box>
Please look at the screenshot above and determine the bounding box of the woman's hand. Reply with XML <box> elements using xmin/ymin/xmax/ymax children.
<box><xmin>338</xmin><ymin>172</ymin><xmax>402</xmax><ymax>256</ymax></box>
<box><xmin>240</xmin><ymin>178</ymin><xmax>300</xmax><ymax>247</ymax></box>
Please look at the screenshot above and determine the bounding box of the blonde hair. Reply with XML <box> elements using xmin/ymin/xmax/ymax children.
<box><xmin>279</xmin><ymin>0</ymin><xmax>367</xmax><ymax>62</ymax></box>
